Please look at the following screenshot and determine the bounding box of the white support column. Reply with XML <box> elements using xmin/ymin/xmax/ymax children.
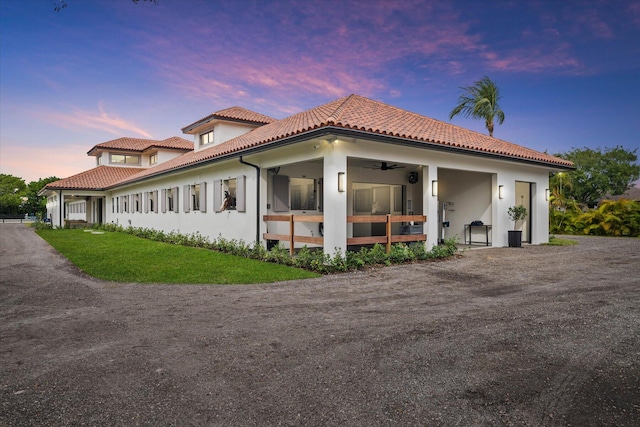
<box><xmin>533</xmin><ymin>178</ymin><xmax>550</xmax><ymax>245</ymax></box>
<box><xmin>323</xmin><ymin>149</ymin><xmax>347</xmax><ymax>256</ymax></box>
<box><xmin>86</xmin><ymin>198</ymin><xmax>93</xmax><ymax>224</ymax></box>
<box><xmin>423</xmin><ymin>165</ymin><xmax>439</xmax><ymax>249</ymax></box>
<box><xmin>492</xmin><ymin>174</ymin><xmax>505</xmax><ymax>247</ymax></box>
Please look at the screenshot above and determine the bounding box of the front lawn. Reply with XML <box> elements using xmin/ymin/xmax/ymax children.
<box><xmin>37</xmin><ymin>229</ymin><xmax>319</xmax><ymax>284</ymax></box>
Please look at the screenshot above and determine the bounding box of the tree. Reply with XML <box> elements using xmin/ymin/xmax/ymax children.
<box><xmin>0</xmin><ymin>174</ymin><xmax>27</xmax><ymax>215</ymax></box>
<box><xmin>22</xmin><ymin>177</ymin><xmax>60</xmax><ymax>218</ymax></box>
<box><xmin>449</xmin><ymin>76</ymin><xmax>505</xmax><ymax>137</ymax></box>
<box><xmin>555</xmin><ymin>146</ymin><xmax>640</xmax><ymax>208</ymax></box>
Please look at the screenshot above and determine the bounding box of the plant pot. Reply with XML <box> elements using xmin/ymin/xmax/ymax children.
<box><xmin>508</xmin><ymin>230</ymin><xmax>522</xmax><ymax>248</ymax></box>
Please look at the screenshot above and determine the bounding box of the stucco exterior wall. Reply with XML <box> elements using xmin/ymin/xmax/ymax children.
<box><xmin>78</xmin><ymin>133</ymin><xmax>551</xmax><ymax>253</ymax></box>
<box><xmin>106</xmin><ymin>159</ymin><xmax>261</xmax><ymax>245</ymax></box>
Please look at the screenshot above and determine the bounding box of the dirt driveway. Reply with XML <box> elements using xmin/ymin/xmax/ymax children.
<box><xmin>1</xmin><ymin>224</ymin><xmax>639</xmax><ymax>426</ymax></box>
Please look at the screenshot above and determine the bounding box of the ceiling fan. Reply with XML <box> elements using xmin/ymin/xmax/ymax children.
<box><xmin>367</xmin><ymin>162</ymin><xmax>405</xmax><ymax>170</ymax></box>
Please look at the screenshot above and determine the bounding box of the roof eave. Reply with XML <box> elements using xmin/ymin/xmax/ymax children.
<box><xmin>39</xmin><ymin>186</ymin><xmax>106</xmax><ymax>195</ymax></box>
<box><xmin>323</xmin><ymin>127</ymin><xmax>576</xmax><ymax>170</ymax></box>
<box><xmin>109</xmin><ymin>127</ymin><xmax>574</xmax><ymax>188</ymax></box>
<box><xmin>182</xmin><ymin>115</ymin><xmax>270</xmax><ymax>135</ymax></box>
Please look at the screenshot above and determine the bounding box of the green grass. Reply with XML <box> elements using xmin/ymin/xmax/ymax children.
<box><xmin>543</xmin><ymin>236</ymin><xmax>579</xmax><ymax>246</ymax></box>
<box><xmin>37</xmin><ymin>229</ymin><xmax>319</xmax><ymax>284</ymax></box>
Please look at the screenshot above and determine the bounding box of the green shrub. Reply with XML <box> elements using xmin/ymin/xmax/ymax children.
<box><xmin>550</xmin><ymin>199</ymin><xmax>640</xmax><ymax>237</ymax></box>
<box><xmin>30</xmin><ymin>220</ymin><xmax>52</xmax><ymax>230</ymax></box>
<box><xmin>89</xmin><ymin>224</ymin><xmax>461</xmax><ymax>274</ymax></box>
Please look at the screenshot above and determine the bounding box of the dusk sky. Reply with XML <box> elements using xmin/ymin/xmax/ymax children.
<box><xmin>1</xmin><ymin>0</ymin><xmax>639</xmax><ymax>183</ymax></box>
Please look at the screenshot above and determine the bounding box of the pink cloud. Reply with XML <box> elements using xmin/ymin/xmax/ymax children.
<box><xmin>572</xmin><ymin>8</ymin><xmax>614</xmax><ymax>39</ymax></box>
<box><xmin>628</xmin><ymin>2</ymin><xmax>640</xmax><ymax>26</ymax></box>
<box><xmin>35</xmin><ymin>102</ymin><xmax>154</xmax><ymax>138</ymax></box>
<box><xmin>128</xmin><ymin>0</ymin><xmax>607</xmax><ymax>112</ymax></box>
<box><xmin>482</xmin><ymin>44</ymin><xmax>582</xmax><ymax>74</ymax></box>
<box><xmin>132</xmin><ymin>0</ymin><xmax>488</xmax><ymax>112</ymax></box>
<box><xmin>0</xmin><ymin>143</ymin><xmax>96</xmax><ymax>182</ymax></box>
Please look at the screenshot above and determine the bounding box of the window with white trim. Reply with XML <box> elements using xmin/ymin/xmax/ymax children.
<box><xmin>162</xmin><ymin>187</ymin><xmax>179</xmax><ymax>213</ymax></box>
<box><xmin>200</xmin><ymin>130</ymin><xmax>214</xmax><ymax>146</ymax></box>
<box><xmin>146</xmin><ymin>190</ymin><xmax>158</xmax><ymax>213</ymax></box>
<box><xmin>111</xmin><ymin>154</ymin><xmax>140</xmax><ymax>165</ymax></box>
<box><xmin>183</xmin><ymin>183</ymin><xmax>207</xmax><ymax>212</ymax></box>
<box><xmin>149</xmin><ymin>153</ymin><xmax>158</xmax><ymax>165</ymax></box>
<box><xmin>133</xmin><ymin>193</ymin><xmax>142</xmax><ymax>213</ymax></box>
<box><xmin>214</xmin><ymin>176</ymin><xmax>245</xmax><ymax>212</ymax></box>
<box><xmin>120</xmin><ymin>195</ymin><xmax>129</xmax><ymax>213</ymax></box>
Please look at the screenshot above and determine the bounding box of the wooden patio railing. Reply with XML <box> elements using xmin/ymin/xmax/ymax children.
<box><xmin>263</xmin><ymin>214</ymin><xmax>426</xmax><ymax>255</ymax></box>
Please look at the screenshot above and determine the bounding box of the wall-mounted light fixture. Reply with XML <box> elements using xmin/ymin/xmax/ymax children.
<box><xmin>432</xmin><ymin>180</ymin><xmax>438</xmax><ymax>197</ymax></box>
<box><xmin>338</xmin><ymin>172</ymin><xmax>346</xmax><ymax>192</ymax></box>
<box><xmin>545</xmin><ymin>188</ymin><xmax>550</xmax><ymax>201</ymax></box>
<box><xmin>498</xmin><ymin>185</ymin><xmax>504</xmax><ymax>199</ymax></box>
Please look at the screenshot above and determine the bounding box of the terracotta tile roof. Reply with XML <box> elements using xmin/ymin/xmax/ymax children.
<box><xmin>114</xmin><ymin>95</ymin><xmax>572</xmax><ymax>186</ymax></box>
<box><xmin>43</xmin><ymin>166</ymin><xmax>146</xmax><ymax>191</ymax></box>
<box><xmin>87</xmin><ymin>136</ymin><xmax>193</xmax><ymax>155</ymax></box>
<box><xmin>182</xmin><ymin>106</ymin><xmax>277</xmax><ymax>133</ymax></box>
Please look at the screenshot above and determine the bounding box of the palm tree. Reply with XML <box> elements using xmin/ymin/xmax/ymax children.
<box><xmin>449</xmin><ymin>76</ymin><xmax>505</xmax><ymax>137</ymax></box>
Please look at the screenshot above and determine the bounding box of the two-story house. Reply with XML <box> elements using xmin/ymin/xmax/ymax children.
<box><xmin>41</xmin><ymin>94</ymin><xmax>574</xmax><ymax>253</ymax></box>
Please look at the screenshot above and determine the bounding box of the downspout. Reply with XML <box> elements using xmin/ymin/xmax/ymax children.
<box><xmin>59</xmin><ymin>190</ymin><xmax>63</xmax><ymax>228</ymax></box>
<box><xmin>239</xmin><ymin>156</ymin><xmax>261</xmax><ymax>244</ymax></box>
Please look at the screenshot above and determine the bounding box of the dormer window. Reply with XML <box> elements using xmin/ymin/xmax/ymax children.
<box><xmin>110</xmin><ymin>154</ymin><xmax>140</xmax><ymax>165</ymax></box>
<box><xmin>200</xmin><ymin>130</ymin><xmax>214</xmax><ymax>146</ymax></box>
<box><xmin>149</xmin><ymin>153</ymin><xmax>158</xmax><ymax>165</ymax></box>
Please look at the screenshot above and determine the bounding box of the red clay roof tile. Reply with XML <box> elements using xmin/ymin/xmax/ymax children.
<box><xmin>87</xmin><ymin>137</ymin><xmax>193</xmax><ymax>155</ymax></box>
<box><xmin>79</xmin><ymin>94</ymin><xmax>574</xmax><ymax>189</ymax></box>
<box><xmin>44</xmin><ymin>166</ymin><xmax>146</xmax><ymax>191</ymax></box>
<box><xmin>182</xmin><ymin>106</ymin><xmax>277</xmax><ymax>133</ymax></box>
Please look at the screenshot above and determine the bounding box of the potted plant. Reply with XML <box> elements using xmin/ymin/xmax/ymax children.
<box><xmin>507</xmin><ymin>205</ymin><xmax>527</xmax><ymax>247</ymax></box>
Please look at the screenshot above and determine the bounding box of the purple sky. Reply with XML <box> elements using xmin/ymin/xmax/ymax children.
<box><xmin>1</xmin><ymin>0</ymin><xmax>639</xmax><ymax>182</ymax></box>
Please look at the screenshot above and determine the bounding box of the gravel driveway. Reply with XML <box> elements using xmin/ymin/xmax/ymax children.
<box><xmin>1</xmin><ymin>224</ymin><xmax>639</xmax><ymax>426</ymax></box>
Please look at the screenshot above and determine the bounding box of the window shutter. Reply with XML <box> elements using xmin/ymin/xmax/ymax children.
<box><xmin>199</xmin><ymin>182</ymin><xmax>207</xmax><ymax>213</ymax></box>
<box><xmin>161</xmin><ymin>189</ymin><xmax>166</xmax><ymax>213</ymax></box>
<box><xmin>273</xmin><ymin>175</ymin><xmax>289</xmax><ymax>212</ymax></box>
<box><xmin>214</xmin><ymin>179</ymin><xmax>222</xmax><ymax>212</ymax></box>
<box><xmin>139</xmin><ymin>193</ymin><xmax>143</xmax><ymax>212</ymax></box>
<box><xmin>144</xmin><ymin>192</ymin><xmax>149</xmax><ymax>213</ymax></box>
<box><xmin>183</xmin><ymin>185</ymin><xmax>190</xmax><ymax>213</ymax></box>
<box><xmin>153</xmin><ymin>190</ymin><xmax>158</xmax><ymax>213</ymax></box>
<box><xmin>173</xmin><ymin>186</ymin><xmax>179</xmax><ymax>213</ymax></box>
<box><xmin>236</xmin><ymin>175</ymin><xmax>246</xmax><ymax>212</ymax></box>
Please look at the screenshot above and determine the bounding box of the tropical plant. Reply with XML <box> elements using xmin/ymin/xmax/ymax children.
<box><xmin>573</xmin><ymin>199</ymin><xmax>640</xmax><ymax>237</ymax></box>
<box><xmin>507</xmin><ymin>205</ymin><xmax>527</xmax><ymax>230</ymax></box>
<box><xmin>449</xmin><ymin>76</ymin><xmax>505</xmax><ymax>137</ymax></box>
